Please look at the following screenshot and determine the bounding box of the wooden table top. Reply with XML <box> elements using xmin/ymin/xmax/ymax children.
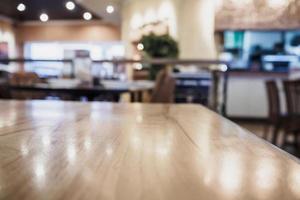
<box><xmin>0</xmin><ymin>101</ymin><xmax>299</xmax><ymax>200</ymax></box>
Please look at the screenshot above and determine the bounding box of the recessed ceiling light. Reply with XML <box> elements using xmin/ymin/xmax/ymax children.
<box><xmin>17</xmin><ymin>3</ymin><xmax>26</xmax><ymax>12</ymax></box>
<box><xmin>106</xmin><ymin>5</ymin><xmax>114</xmax><ymax>14</ymax></box>
<box><xmin>137</xmin><ymin>43</ymin><xmax>144</xmax><ymax>51</ymax></box>
<box><xmin>83</xmin><ymin>12</ymin><xmax>92</xmax><ymax>20</ymax></box>
<box><xmin>66</xmin><ymin>1</ymin><xmax>76</xmax><ymax>11</ymax></box>
<box><xmin>40</xmin><ymin>13</ymin><xmax>49</xmax><ymax>22</ymax></box>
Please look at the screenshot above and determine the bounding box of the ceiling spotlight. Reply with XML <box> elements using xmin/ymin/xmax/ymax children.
<box><xmin>106</xmin><ymin>5</ymin><xmax>114</xmax><ymax>14</ymax></box>
<box><xmin>40</xmin><ymin>13</ymin><xmax>49</xmax><ymax>22</ymax></box>
<box><xmin>66</xmin><ymin>1</ymin><xmax>76</xmax><ymax>11</ymax></box>
<box><xmin>17</xmin><ymin>3</ymin><xmax>26</xmax><ymax>12</ymax></box>
<box><xmin>83</xmin><ymin>12</ymin><xmax>92</xmax><ymax>20</ymax></box>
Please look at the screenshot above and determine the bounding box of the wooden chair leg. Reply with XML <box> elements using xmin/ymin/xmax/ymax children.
<box><xmin>282</xmin><ymin>130</ymin><xmax>289</xmax><ymax>148</ymax></box>
<box><xmin>272</xmin><ymin>124</ymin><xmax>280</xmax><ymax>146</ymax></box>
<box><xmin>294</xmin><ymin>131</ymin><xmax>299</xmax><ymax>149</ymax></box>
<box><xmin>263</xmin><ymin>125</ymin><xmax>270</xmax><ymax>140</ymax></box>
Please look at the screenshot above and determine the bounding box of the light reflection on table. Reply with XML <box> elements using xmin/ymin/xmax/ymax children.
<box><xmin>0</xmin><ymin>100</ymin><xmax>299</xmax><ymax>200</ymax></box>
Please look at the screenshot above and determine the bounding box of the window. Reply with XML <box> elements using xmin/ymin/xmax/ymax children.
<box><xmin>24</xmin><ymin>42</ymin><xmax>125</xmax><ymax>77</ymax></box>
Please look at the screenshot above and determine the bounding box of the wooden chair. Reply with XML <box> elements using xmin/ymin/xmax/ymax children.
<box><xmin>265</xmin><ymin>80</ymin><xmax>284</xmax><ymax>145</ymax></box>
<box><xmin>9</xmin><ymin>72</ymin><xmax>44</xmax><ymax>100</ymax></box>
<box><xmin>10</xmin><ymin>72</ymin><xmax>40</xmax><ymax>86</ymax></box>
<box><xmin>0</xmin><ymin>70</ymin><xmax>11</xmax><ymax>99</ymax></box>
<box><xmin>283</xmin><ymin>80</ymin><xmax>300</xmax><ymax>148</ymax></box>
<box><xmin>150</xmin><ymin>69</ymin><xmax>176</xmax><ymax>103</ymax></box>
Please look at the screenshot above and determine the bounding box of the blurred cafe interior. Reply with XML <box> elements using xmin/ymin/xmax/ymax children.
<box><xmin>0</xmin><ymin>0</ymin><xmax>300</xmax><ymax>199</ymax></box>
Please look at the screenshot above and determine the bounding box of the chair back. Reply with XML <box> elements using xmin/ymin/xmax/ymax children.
<box><xmin>151</xmin><ymin>69</ymin><xmax>175</xmax><ymax>103</ymax></box>
<box><xmin>10</xmin><ymin>72</ymin><xmax>40</xmax><ymax>86</ymax></box>
<box><xmin>9</xmin><ymin>72</ymin><xmax>42</xmax><ymax>100</ymax></box>
<box><xmin>0</xmin><ymin>70</ymin><xmax>11</xmax><ymax>99</ymax></box>
<box><xmin>266</xmin><ymin>80</ymin><xmax>281</xmax><ymax>123</ymax></box>
<box><xmin>284</xmin><ymin>80</ymin><xmax>300</xmax><ymax>116</ymax></box>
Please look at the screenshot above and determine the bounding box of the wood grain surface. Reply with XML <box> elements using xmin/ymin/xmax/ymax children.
<box><xmin>0</xmin><ymin>100</ymin><xmax>299</xmax><ymax>200</ymax></box>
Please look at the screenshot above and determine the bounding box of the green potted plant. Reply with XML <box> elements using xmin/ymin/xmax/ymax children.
<box><xmin>139</xmin><ymin>33</ymin><xmax>179</xmax><ymax>80</ymax></box>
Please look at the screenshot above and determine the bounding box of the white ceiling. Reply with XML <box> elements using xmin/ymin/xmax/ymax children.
<box><xmin>76</xmin><ymin>0</ymin><xmax>123</xmax><ymax>25</ymax></box>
